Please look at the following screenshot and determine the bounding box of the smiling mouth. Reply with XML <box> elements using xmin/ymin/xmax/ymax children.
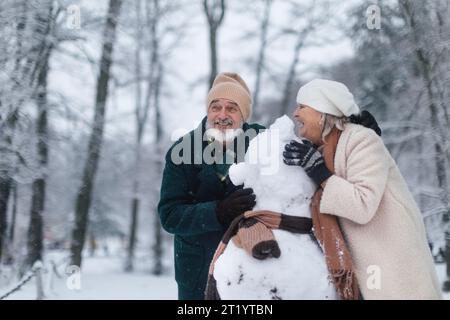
<box><xmin>214</xmin><ymin>119</ymin><xmax>233</xmax><ymax>129</ymax></box>
<box><xmin>215</xmin><ymin>124</ymin><xmax>231</xmax><ymax>130</ymax></box>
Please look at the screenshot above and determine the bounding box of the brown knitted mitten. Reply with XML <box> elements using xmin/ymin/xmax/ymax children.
<box><xmin>232</xmin><ymin>218</ymin><xmax>281</xmax><ymax>260</ymax></box>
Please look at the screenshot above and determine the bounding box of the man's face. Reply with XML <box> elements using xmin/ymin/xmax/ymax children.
<box><xmin>207</xmin><ymin>98</ymin><xmax>243</xmax><ymax>131</ymax></box>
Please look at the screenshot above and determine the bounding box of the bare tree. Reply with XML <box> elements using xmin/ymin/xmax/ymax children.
<box><xmin>398</xmin><ymin>0</ymin><xmax>450</xmax><ymax>291</ymax></box>
<box><xmin>0</xmin><ymin>0</ymin><xmax>29</xmax><ymax>262</ymax></box>
<box><xmin>25</xmin><ymin>0</ymin><xmax>55</xmax><ymax>271</ymax></box>
<box><xmin>125</xmin><ymin>0</ymin><xmax>161</xmax><ymax>272</ymax></box>
<box><xmin>0</xmin><ymin>0</ymin><xmax>56</xmax><ymax>263</ymax></box>
<box><xmin>203</xmin><ymin>0</ymin><xmax>226</xmax><ymax>88</ymax></box>
<box><xmin>279</xmin><ymin>1</ymin><xmax>331</xmax><ymax>116</ymax></box>
<box><xmin>124</xmin><ymin>0</ymin><xmax>145</xmax><ymax>273</ymax></box>
<box><xmin>70</xmin><ymin>0</ymin><xmax>123</xmax><ymax>268</ymax></box>
<box><xmin>8</xmin><ymin>181</ymin><xmax>18</xmax><ymax>245</ymax></box>
<box><xmin>152</xmin><ymin>61</ymin><xmax>164</xmax><ymax>276</ymax></box>
<box><xmin>342</xmin><ymin>0</ymin><xmax>450</xmax><ymax>291</ymax></box>
<box><xmin>253</xmin><ymin>0</ymin><xmax>273</xmax><ymax>114</ymax></box>
<box><xmin>123</xmin><ymin>0</ymin><xmax>188</xmax><ymax>273</ymax></box>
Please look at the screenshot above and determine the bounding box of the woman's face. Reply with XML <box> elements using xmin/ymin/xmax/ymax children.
<box><xmin>293</xmin><ymin>104</ymin><xmax>323</xmax><ymax>145</ymax></box>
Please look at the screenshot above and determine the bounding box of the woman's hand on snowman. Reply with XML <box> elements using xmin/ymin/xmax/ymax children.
<box><xmin>283</xmin><ymin>140</ymin><xmax>333</xmax><ymax>187</ymax></box>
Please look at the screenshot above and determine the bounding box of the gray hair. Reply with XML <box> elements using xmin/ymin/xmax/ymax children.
<box><xmin>320</xmin><ymin>113</ymin><xmax>349</xmax><ymax>143</ymax></box>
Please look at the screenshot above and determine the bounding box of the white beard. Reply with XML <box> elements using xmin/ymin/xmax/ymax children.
<box><xmin>205</xmin><ymin>121</ymin><xmax>244</xmax><ymax>144</ymax></box>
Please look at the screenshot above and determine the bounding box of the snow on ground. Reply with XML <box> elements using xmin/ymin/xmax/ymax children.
<box><xmin>0</xmin><ymin>251</ymin><xmax>177</xmax><ymax>300</ymax></box>
<box><xmin>1</xmin><ymin>252</ymin><xmax>450</xmax><ymax>300</ymax></box>
<box><xmin>0</xmin><ymin>248</ymin><xmax>450</xmax><ymax>300</ymax></box>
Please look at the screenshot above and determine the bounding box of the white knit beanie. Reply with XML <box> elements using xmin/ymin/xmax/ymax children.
<box><xmin>296</xmin><ymin>79</ymin><xmax>360</xmax><ymax>117</ymax></box>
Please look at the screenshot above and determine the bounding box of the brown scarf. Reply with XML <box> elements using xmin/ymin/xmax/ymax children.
<box><xmin>311</xmin><ymin>127</ymin><xmax>360</xmax><ymax>300</ymax></box>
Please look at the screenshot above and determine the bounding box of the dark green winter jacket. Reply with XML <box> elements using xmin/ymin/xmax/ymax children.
<box><xmin>158</xmin><ymin>116</ymin><xmax>265</xmax><ymax>299</ymax></box>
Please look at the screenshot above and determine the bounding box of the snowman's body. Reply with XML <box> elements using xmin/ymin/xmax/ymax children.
<box><xmin>213</xmin><ymin>116</ymin><xmax>337</xmax><ymax>300</ymax></box>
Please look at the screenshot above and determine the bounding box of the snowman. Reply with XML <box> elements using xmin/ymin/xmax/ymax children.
<box><xmin>211</xmin><ymin>115</ymin><xmax>337</xmax><ymax>300</ymax></box>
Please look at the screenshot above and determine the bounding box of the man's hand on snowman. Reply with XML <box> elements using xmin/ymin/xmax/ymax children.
<box><xmin>283</xmin><ymin>140</ymin><xmax>332</xmax><ymax>187</ymax></box>
<box><xmin>216</xmin><ymin>188</ymin><xmax>256</xmax><ymax>228</ymax></box>
<box><xmin>223</xmin><ymin>175</ymin><xmax>244</xmax><ymax>195</ymax></box>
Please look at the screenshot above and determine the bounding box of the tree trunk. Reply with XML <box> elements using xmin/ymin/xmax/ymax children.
<box><xmin>0</xmin><ymin>112</ymin><xmax>19</xmax><ymax>263</ymax></box>
<box><xmin>203</xmin><ymin>0</ymin><xmax>226</xmax><ymax>88</ymax></box>
<box><xmin>8</xmin><ymin>180</ymin><xmax>18</xmax><ymax>244</ymax></box>
<box><xmin>70</xmin><ymin>0</ymin><xmax>122</xmax><ymax>268</ymax></box>
<box><xmin>151</xmin><ymin>0</ymin><xmax>164</xmax><ymax>276</ymax></box>
<box><xmin>0</xmin><ymin>175</ymin><xmax>12</xmax><ymax>262</ymax></box>
<box><xmin>0</xmin><ymin>1</ymin><xmax>26</xmax><ymax>254</ymax></box>
<box><xmin>0</xmin><ymin>0</ymin><xmax>41</xmax><ymax>263</ymax></box>
<box><xmin>88</xmin><ymin>232</ymin><xmax>97</xmax><ymax>257</ymax></box>
<box><xmin>208</xmin><ymin>27</ymin><xmax>218</xmax><ymax>88</ymax></box>
<box><xmin>125</xmin><ymin>196</ymin><xmax>139</xmax><ymax>271</ymax></box>
<box><xmin>124</xmin><ymin>0</ymin><xmax>144</xmax><ymax>273</ymax></box>
<box><xmin>152</xmin><ymin>62</ymin><xmax>164</xmax><ymax>276</ymax></box>
<box><xmin>125</xmin><ymin>0</ymin><xmax>162</xmax><ymax>272</ymax></box>
<box><xmin>25</xmin><ymin>63</ymin><xmax>49</xmax><ymax>270</ymax></box>
<box><xmin>279</xmin><ymin>34</ymin><xmax>304</xmax><ymax>117</ymax></box>
<box><xmin>25</xmin><ymin>1</ymin><xmax>54</xmax><ymax>270</ymax></box>
<box><xmin>253</xmin><ymin>0</ymin><xmax>272</xmax><ymax>114</ymax></box>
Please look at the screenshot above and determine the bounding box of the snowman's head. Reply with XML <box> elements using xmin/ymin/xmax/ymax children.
<box><xmin>228</xmin><ymin>116</ymin><xmax>316</xmax><ymax>217</ymax></box>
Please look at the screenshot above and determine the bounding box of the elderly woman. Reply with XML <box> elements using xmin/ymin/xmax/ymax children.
<box><xmin>283</xmin><ymin>79</ymin><xmax>442</xmax><ymax>300</ymax></box>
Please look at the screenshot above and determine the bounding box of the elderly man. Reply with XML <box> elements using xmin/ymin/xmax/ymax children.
<box><xmin>158</xmin><ymin>73</ymin><xmax>265</xmax><ymax>300</ymax></box>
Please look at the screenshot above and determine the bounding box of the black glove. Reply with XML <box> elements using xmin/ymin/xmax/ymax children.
<box><xmin>216</xmin><ymin>188</ymin><xmax>256</xmax><ymax>227</ymax></box>
<box><xmin>223</xmin><ymin>175</ymin><xmax>243</xmax><ymax>196</ymax></box>
<box><xmin>283</xmin><ymin>140</ymin><xmax>332</xmax><ymax>186</ymax></box>
<box><xmin>349</xmin><ymin>110</ymin><xmax>381</xmax><ymax>136</ymax></box>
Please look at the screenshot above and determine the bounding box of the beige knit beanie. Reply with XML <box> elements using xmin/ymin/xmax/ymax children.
<box><xmin>206</xmin><ymin>72</ymin><xmax>252</xmax><ymax>121</ymax></box>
